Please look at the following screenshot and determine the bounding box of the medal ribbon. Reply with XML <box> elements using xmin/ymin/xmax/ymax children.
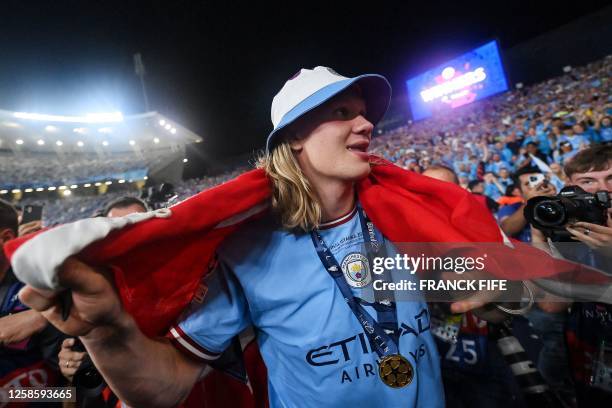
<box><xmin>311</xmin><ymin>205</ymin><xmax>400</xmax><ymax>358</ymax></box>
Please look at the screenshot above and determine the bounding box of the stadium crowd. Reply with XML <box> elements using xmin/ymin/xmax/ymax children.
<box><xmin>370</xmin><ymin>55</ymin><xmax>611</xmax><ymax>199</ymax></box>
<box><xmin>8</xmin><ymin>55</ymin><xmax>609</xmax><ymax>226</ymax></box>
<box><xmin>0</xmin><ymin>149</ymin><xmax>178</xmax><ymax>188</ymax></box>
<box><xmin>0</xmin><ymin>54</ymin><xmax>611</xmax><ymax>408</ymax></box>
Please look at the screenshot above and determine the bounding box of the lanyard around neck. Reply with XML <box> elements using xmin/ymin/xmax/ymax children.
<box><xmin>310</xmin><ymin>206</ymin><xmax>400</xmax><ymax>357</ymax></box>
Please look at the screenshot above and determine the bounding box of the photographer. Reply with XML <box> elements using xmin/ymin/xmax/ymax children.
<box><xmin>499</xmin><ymin>166</ymin><xmax>557</xmax><ymax>242</ymax></box>
<box><xmin>498</xmin><ymin>168</ymin><xmax>576</xmax><ymax>400</ymax></box>
<box><xmin>555</xmin><ymin>144</ymin><xmax>612</xmax><ymax>406</ymax></box>
<box><xmin>563</xmin><ymin>144</ymin><xmax>612</xmax><ymax>254</ymax></box>
<box><xmin>57</xmin><ymin>196</ymin><xmax>148</xmax><ymax>407</ymax></box>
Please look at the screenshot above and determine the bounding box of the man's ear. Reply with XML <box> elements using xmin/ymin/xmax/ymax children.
<box><xmin>284</xmin><ymin>127</ymin><xmax>304</xmax><ymax>152</ymax></box>
<box><xmin>0</xmin><ymin>228</ymin><xmax>15</xmax><ymax>243</ymax></box>
<box><xmin>288</xmin><ymin>136</ymin><xmax>304</xmax><ymax>152</ymax></box>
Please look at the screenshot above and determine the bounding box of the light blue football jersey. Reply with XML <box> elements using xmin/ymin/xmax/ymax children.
<box><xmin>173</xmin><ymin>207</ymin><xmax>444</xmax><ymax>407</ymax></box>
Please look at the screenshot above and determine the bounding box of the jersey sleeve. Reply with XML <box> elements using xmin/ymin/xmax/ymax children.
<box><xmin>168</xmin><ymin>258</ymin><xmax>252</xmax><ymax>362</ymax></box>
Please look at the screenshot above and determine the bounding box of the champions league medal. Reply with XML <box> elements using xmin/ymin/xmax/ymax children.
<box><xmin>378</xmin><ymin>354</ymin><xmax>414</xmax><ymax>388</ymax></box>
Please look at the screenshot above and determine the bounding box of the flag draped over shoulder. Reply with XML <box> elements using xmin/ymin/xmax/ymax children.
<box><xmin>5</xmin><ymin>158</ymin><xmax>610</xmax><ymax>335</ymax></box>
<box><xmin>3</xmin><ymin>158</ymin><xmax>611</xmax><ymax>407</ymax></box>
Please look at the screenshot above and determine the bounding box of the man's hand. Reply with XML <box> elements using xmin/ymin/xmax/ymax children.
<box><xmin>18</xmin><ymin>257</ymin><xmax>125</xmax><ymax>337</ymax></box>
<box><xmin>19</xmin><ymin>260</ymin><xmax>202</xmax><ymax>408</ymax></box>
<box><xmin>524</xmin><ymin>182</ymin><xmax>556</xmax><ymax>201</ymax></box>
<box><xmin>58</xmin><ymin>338</ymin><xmax>87</xmax><ymax>383</ymax></box>
<box><xmin>18</xmin><ymin>220</ymin><xmax>42</xmax><ymax>237</ymax></box>
<box><xmin>484</xmin><ymin>173</ymin><xmax>497</xmax><ymax>183</ymax></box>
<box><xmin>0</xmin><ymin>309</ymin><xmax>48</xmax><ymax>346</ymax></box>
<box><xmin>567</xmin><ymin>218</ymin><xmax>612</xmax><ymax>256</ymax></box>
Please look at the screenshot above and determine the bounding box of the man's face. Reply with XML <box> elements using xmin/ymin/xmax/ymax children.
<box><xmin>518</xmin><ymin>173</ymin><xmax>556</xmax><ymax>199</ymax></box>
<box><xmin>107</xmin><ymin>204</ymin><xmax>147</xmax><ymax>218</ymax></box>
<box><xmin>569</xmin><ymin>163</ymin><xmax>612</xmax><ymax>194</ymax></box>
<box><xmin>471</xmin><ymin>182</ymin><xmax>484</xmax><ymax>194</ymax></box>
<box><xmin>290</xmin><ymin>88</ymin><xmax>373</xmax><ymax>184</ymax></box>
<box><xmin>568</xmin><ymin>162</ymin><xmax>612</xmax><ymax>218</ymax></box>
<box><xmin>499</xmin><ymin>168</ymin><xmax>509</xmax><ymax>179</ymax></box>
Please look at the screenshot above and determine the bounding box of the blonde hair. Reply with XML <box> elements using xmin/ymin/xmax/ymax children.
<box><xmin>256</xmin><ymin>140</ymin><xmax>322</xmax><ymax>232</ymax></box>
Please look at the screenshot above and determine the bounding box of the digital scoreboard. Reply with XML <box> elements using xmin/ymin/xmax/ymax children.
<box><xmin>406</xmin><ymin>40</ymin><xmax>509</xmax><ymax>121</ymax></box>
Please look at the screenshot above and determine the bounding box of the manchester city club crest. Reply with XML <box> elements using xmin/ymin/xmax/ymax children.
<box><xmin>341</xmin><ymin>252</ymin><xmax>372</xmax><ymax>288</ymax></box>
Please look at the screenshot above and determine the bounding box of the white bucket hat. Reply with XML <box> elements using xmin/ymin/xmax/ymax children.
<box><xmin>267</xmin><ymin>66</ymin><xmax>392</xmax><ymax>152</ymax></box>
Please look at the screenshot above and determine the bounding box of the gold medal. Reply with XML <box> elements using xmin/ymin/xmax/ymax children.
<box><xmin>378</xmin><ymin>354</ymin><xmax>413</xmax><ymax>388</ymax></box>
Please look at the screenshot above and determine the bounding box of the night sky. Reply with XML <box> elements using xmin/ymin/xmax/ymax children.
<box><xmin>0</xmin><ymin>1</ymin><xmax>609</xmax><ymax>161</ymax></box>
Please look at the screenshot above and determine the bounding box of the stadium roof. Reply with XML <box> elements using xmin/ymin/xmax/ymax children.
<box><xmin>0</xmin><ymin>109</ymin><xmax>203</xmax><ymax>152</ymax></box>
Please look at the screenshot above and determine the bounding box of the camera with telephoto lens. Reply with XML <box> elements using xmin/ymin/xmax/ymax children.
<box><xmin>524</xmin><ymin>186</ymin><xmax>610</xmax><ymax>242</ymax></box>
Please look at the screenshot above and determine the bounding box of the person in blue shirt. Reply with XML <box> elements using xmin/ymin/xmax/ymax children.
<box><xmin>501</xmin><ymin>145</ymin><xmax>515</xmax><ymax>164</ymax></box>
<box><xmin>17</xmin><ymin>67</ymin><xmax>447</xmax><ymax>407</ymax></box>
<box><xmin>521</xmin><ymin>127</ymin><xmax>539</xmax><ymax>148</ymax></box>
<box><xmin>173</xmin><ymin>68</ymin><xmax>444</xmax><ymax>407</ymax></box>
<box><xmin>554</xmin><ymin>141</ymin><xmax>579</xmax><ymax>165</ymax></box>
<box><xmin>482</xmin><ymin>173</ymin><xmax>503</xmax><ymax>201</ymax></box>
<box><xmin>595</xmin><ymin>115</ymin><xmax>612</xmax><ymax>142</ymax></box>
<box><xmin>557</xmin><ymin>126</ymin><xmax>590</xmax><ymax>151</ymax></box>
<box><xmin>174</xmin><ymin>206</ymin><xmax>441</xmax><ymax>407</ymax></box>
<box><xmin>468</xmin><ymin>156</ymin><xmax>480</xmax><ymax>180</ymax></box>
<box><xmin>572</xmin><ymin>122</ymin><xmax>599</xmax><ymax>145</ymax></box>
<box><xmin>485</xmin><ymin>153</ymin><xmax>513</xmax><ymax>174</ymax></box>
<box><xmin>497</xmin><ymin>167</ymin><xmax>514</xmax><ymax>192</ymax></box>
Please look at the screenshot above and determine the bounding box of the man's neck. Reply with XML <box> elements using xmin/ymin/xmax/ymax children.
<box><xmin>314</xmin><ymin>179</ymin><xmax>356</xmax><ymax>223</ymax></box>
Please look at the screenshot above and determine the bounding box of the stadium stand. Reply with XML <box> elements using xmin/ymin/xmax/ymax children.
<box><xmin>1</xmin><ymin>55</ymin><xmax>610</xmax><ymax>225</ymax></box>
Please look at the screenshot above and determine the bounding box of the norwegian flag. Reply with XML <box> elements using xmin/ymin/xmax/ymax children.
<box><xmin>4</xmin><ymin>157</ymin><xmax>610</xmax><ymax>407</ymax></box>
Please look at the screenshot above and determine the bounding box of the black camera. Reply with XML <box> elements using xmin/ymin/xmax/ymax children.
<box><xmin>72</xmin><ymin>339</ymin><xmax>106</xmax><ymax>397</ymax></box>
<box><xmin>524</xmin><ymin>186</ymin><xmax>610</xmax><ymax>242</ymax></box>
<box><xmin>140</xmin><ymin>182</ymin><xmax>177</xmax><ymax>210</ymax></box>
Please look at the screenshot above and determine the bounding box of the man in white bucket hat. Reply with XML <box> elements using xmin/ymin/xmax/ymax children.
<box><xmin>17</xmin><ymin>67</ymin><xmax>445</xmax><ymax>407</ymax></box>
